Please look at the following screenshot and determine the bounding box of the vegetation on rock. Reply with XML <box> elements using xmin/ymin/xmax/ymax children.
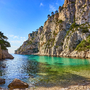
<box><xmin>0</xmin><ymin>32</ymin><xmax>10</xmax><ymax>50</ymax></box>
<box><xmin>75</xmin><ymin>36</ymin><xmax>90</xmax><ymax>51</ymax></box>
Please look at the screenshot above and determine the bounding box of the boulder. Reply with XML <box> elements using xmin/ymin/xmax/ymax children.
<box><xmin>8</xmin><ymin>78</ymin><xmax>29</xmax><ymax>89</ymax></box>
<box><xmin>0</xmin><ymin>87</ymin><xmax>3</xmax><ymax>89</ymax></box>
<box><xmin>2</xmin><ymin>50</ymin><xmax>14</xmax><ymax>59</ymax></box>
<box><xmin>0</xmin><ymin>78</ymin><xmax>5</xmax><ymax>84</ymax></box>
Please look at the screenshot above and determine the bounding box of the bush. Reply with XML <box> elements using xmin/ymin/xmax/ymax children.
<box><xmin>81</xmin><ymin>27</ymin><xmax>89</xmax><ymax>33</ymax></box>
<box><xmin>75</xmin><ymin>36</ymin><xmax>90</xmax><ymax>51</ymax></box>
<box><xmin>58</xmin><ymin>20</ymin><xmax>63</xmax><ymax>23</ymax></box>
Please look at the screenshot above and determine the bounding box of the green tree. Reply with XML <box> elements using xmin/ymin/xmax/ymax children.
<box><xmin>47</xmin><ymin>14</ymin><xmax>50</xmax><ymax>18</ymax></box>
<box><xmin>0</xmin><ymin>32</ymin><xmax>10</xmax><ymax>50</ymax></box>
<box><xmin>55</xmin><ymin>10</ymin><xmax>58</xmax><ymax>14</ymax></box>
<box><xmin>51</xmin><ymin>12</ymin><xmax>54</xmax><ymax>16</ymax></box>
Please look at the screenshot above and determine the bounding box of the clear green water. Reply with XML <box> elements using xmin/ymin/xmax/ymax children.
<box><xmin>27</xmin><ymin>55</ymin><xmax>90</xmax><ymax>66</ymax></box>
<box><xmin>0</xmin><ymin>54</ymin><xmax>90</xmax><ymax>88</ymax></box>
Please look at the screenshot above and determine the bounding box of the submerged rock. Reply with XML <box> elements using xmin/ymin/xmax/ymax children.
<box><xmin>8</xmin><ymin>78</ymin><xmax>29</xmax><ymax>89</ymax></box>
<box><xmin>1</xmin><ymin>65</ymin><xmax>6</xmax><ymax>68</ymax></box>
<box><xmin>0</xmin><ymin>78</ymin><xmax>5</xmax><ymax>84</ymax></box>
<box><xmin>28</xmin><ymin>74</ymin><xmax>35</xmax><ymax>78</ymax></box>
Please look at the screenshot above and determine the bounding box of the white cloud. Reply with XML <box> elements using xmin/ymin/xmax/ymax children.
<box><xmin>10</xmin><ymin>40</ymin><xmax>22</xmax><ymax>43</ymax></box>
<box><xmin>56</xmin><ymin>3</ymin><xmax>59</xmax><ymax>6</ymax></box>
<box><xmin>40</xmin><ymin>3</ymin><xmax>44</xmax><ymax>7</ymax></box>
<box><xmin>8</xmin><ymin>35</ymin><xmax>19</xmax><ymax>39</ymax></box>
<box><xmin>13</xmin><ymin>36</ymin><xmax>19</xmax><ymax>39</ymax></box>
<box><xmin>49</xmin><ymin>5</ymin><xmax>56</xmax><ymax>11</ymax></box>
<box><xmin>7</xmin><ymin>34</ymin><xmax>27</xmax><ymax>53</ymax></box>
<box><xmin>8</xmin><ymin>46</ymin><xmax>19</xmax><ymax>53</ymax></box>
<box><xmin>20</xmin><ymin>37</ymin><xmax>25</xmax><ymax>39</ymax></box>
<box><xmin>9</xmin><ymin>35</ymin><xmax>14</xmax><ymax>37</ymax></box>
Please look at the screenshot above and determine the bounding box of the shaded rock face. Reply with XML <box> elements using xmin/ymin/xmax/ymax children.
<box><xmin>15</xmin><ymin>0</ymin><xmax>90</xmax><ymax>58</ymax></box>
<box><xmin>0</xmin><ymin>45</ymin><xmax>14</xmax><ymax>60</ymax></box>
<box><xmin>8</xmin><ymin>78</ymin><xmax>29</xmax><ymax>89</ymax></box>
<box><xmin>0</xmin><ymin>46</ymin><xmax>2</xmax><ymax>59</ymax></box>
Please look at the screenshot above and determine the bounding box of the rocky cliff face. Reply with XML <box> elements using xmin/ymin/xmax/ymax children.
<box><xmin>15</xmin><ymin>0</ymin><xmax>90</xmax><ymax>58</ymax></box>
<box><xmin>0</xmin><ymin>45</ymin><xmax>14</xmax><ymax>60</ymax></box>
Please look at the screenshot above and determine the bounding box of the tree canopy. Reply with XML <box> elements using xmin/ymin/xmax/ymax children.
<box><xmin>51</xmin><ymin>12</ymin><xmax>54</xmax><ymax>16</ymax></box>
<box><xmin>0</xmin><ymin>32</ymin><xmax>10</xmax><ymax>50</ymax></box>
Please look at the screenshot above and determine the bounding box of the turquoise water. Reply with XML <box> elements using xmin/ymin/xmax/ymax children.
<box><xmin>0</xmin><ymin>54</ymin><xmax>90</xmax><ymax>88</ymax></box>
<box><xmin>27</xmin><ymin>55</ymin><xmax>90</xmax><ymax>66</ymax></box>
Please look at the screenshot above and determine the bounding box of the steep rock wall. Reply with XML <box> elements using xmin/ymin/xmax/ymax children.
<box><xmin>15</xmin><ymin>0</ymin><xmax>90</xmax><ymax>58</ymax></box>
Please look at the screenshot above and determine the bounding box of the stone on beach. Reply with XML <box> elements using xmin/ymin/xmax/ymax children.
<box><xmin>8</xmin><ymin>78</ymin><xmax>29</xmax><ymax>89</ymax></box>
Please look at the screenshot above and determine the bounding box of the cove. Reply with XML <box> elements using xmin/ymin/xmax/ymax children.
<box><xmin>0</xmin><ymin>54</ymin><xmax>90</xmax><ymax>88</ymax></box>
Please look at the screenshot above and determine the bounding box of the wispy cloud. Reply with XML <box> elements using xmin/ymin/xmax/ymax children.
<box><xmin>56</xmin><ymin>3</ymin><xmax>59</xmax><ymax>6</ymax></box>
<box><xmin>8</xmin><ymin>34</ymin><xmax>26</xmax><ymax>43</ymax></box>
<box><xmin>13</xmin><ymin>36</ymin><xmax>19</xmax><ymax>39</ymax></box>
<box><xmin>40</xmin><ymin>3</ymin><xmax>44</xmax><ymax>7</ymax></box>
<box><xmin>10</xmin><ymin>40</ymin><xmax>22</xmax><ymax>43</ymax></box>
<box><xmin>9</xmin><ymin>35</ymin><xmax>14</xmax><ymax>37</ymax></box>
<box><xmin>49</xmin><ymin>4</ymin><xmax>56</xmax><ymax>11</ymax></box>
<box><xmin>10</xmin><ymin>37</ymin><xmax>26</xmax><ymax>44</ymax></box>
<box><xmin>8</xmin><ymin>35</ymin><xmax>19</xmax><ymax>39</ymax></box>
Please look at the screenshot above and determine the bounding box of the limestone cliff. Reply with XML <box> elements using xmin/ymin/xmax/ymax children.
<box><xmin>15</xmin><ymin>0</ymin><xmax>90</xmax><ymax>58</ymax></box>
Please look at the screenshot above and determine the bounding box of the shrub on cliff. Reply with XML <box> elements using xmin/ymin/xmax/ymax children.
<box><xmin>0</xmin><ymin>32</ymin><xmax>10</xmax><ymax>50</ymax></box>
<box><xmin>75</xmin><ymin>36</ymin><xmax>90</xmax><ymax>51</ymax></box>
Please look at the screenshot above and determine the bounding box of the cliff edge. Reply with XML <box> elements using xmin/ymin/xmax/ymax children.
<box><xmin>0</xmin><ymin>32</ymin><xmax>14</xmax><ymax>60</ymax></box>
<box><xmin>15</xmin><ymin>0</ymin><xmax>90</xmax><ymax>59</ymax></box>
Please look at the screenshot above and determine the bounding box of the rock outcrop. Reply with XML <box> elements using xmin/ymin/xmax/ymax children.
<box><xmin>8</xmin><ymin>78</ymin><xmax>29</xmax><ymax>89</ymax></box>
<box><xmin>0</xmin><ymin>45</ymin><xmax>14</xmax><ymax>60</ymax></box>
<box><xmin>15</xmin><ymin>0</ymin><xmax>90</xmax><ymax>59</ymax></box>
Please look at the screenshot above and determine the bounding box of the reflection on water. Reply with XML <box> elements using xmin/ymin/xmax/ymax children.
<box><xmin>0</xmin><ymin>54</ymin><xmax>90</xmax><ymax>88</ymax></box>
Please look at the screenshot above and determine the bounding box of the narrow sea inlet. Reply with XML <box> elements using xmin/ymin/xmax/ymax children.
<box><xmin>0</xmin><ymin>54</ymin><xmax>90</xmax><ymax>88</ymax></box>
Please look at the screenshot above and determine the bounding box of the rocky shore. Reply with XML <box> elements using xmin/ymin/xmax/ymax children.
<box><xmin>35</xmin><ymin>50</ymin><xmax>90</xmax><ymax>59</ymax></box>
<box><xmin>0</xmin><ymin>45</ymin><xmax>14</xmax><ymax>60</ymax></box>
<box><xmin>0</xmin><ymin>82</ymin><xmax>90</xmax><ymax>90</ymax></box>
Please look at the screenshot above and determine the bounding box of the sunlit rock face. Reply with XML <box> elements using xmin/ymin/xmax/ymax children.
<box><xmin>15</xmin><ymin>0</ymin><xmax>90</xmax><ymax>58</ymax></box>
<box><xmin>75</xmin><ymin>0</ymin><xmax>90</xmax><ymax>24</ymax></box>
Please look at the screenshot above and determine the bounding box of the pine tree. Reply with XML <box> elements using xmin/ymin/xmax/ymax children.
<box><xmin>0</xmin><ymin>32</ymin><xmax>10</xmax><ymax>50</ymax></box>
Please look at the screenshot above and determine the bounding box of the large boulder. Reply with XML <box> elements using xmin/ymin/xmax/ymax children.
<box><xmin>0</xmin><ymin>78</ymin><xmax>5</xmax><ymax>84</ymax></box>
<box><xmin>8</xmin><ymin>78</ymin><xmax>29</xmax><ymax>89</ymax></box>
<box><xmin>2</xmin><ymin>50</ymin><xmax>14</xmax><ymax>59</ymax></box>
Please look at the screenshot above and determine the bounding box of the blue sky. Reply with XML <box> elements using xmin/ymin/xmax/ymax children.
<box><xmin>0</xmin><ymin>0</ymin><xmax>64</xmax><ymax>53</ymax></box>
